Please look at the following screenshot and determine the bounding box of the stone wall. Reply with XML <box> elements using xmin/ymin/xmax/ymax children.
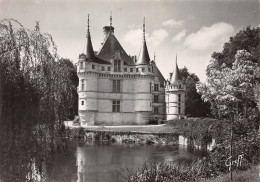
<box><xmin>70</xmin><ymin>128</ymin><xmax>179</xmax><ymax>145</ymax></box>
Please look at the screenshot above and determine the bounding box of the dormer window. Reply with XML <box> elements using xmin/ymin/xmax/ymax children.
<box><xmin>80</xmin><ymin>62</ymin><xmax>83</xmax><ymax>69</ymax></box>
<box><xmin>114</xmin><ymin>60</ymin><xmax>121</xmax><ymax>72</ymax></box>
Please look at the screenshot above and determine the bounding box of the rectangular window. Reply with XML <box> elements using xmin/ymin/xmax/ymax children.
<box><xmin>154</xmin><ymin>84</ymin><xmax>159</xmax><ymax>91</ymax></box>
<box><xmin>81</xmin><ymin>101</ymin><xmax>84</xmax><ymax>105</ymax></box>
<box><xmin>80</xmin><ymin>62</ymin><xmax>83</xmax><ymax>69</ymax></box>
<box><xmin>92</xmin><ymin>64</ymin><xmax>95</xmax><ymax>69</ymax></box>
<box><xmin>178</xmin><ymin>94</ymin><xmax>181</xmax><ymax>102</ymax></box>
<box><xmin>178</xmin><ymin>103</ymin><xmax>181</xmax><ymax>114</ymax></box>
<box><xmin>154</xmin><ymin>95</ymin><xmax>159</xmax><ymax>103</ymax></box>
<box><xmin>154</xmin><ymin>107</ymin><xmax>158</xmax><ymax>114</ymax></box>
<box><xmin>102</xmin><ymin>67</ymin><xmax>105</xmax><ymax>71</ymax></box>
<box><xmin>112</xmin><ymin>80</ymin><xmax>121</xmax><ymax>93</ymax></box>
<box><xmin>142</xmin><ymin>68</ymin><xmax>145</xmax><ymax>72</ymax></box>
<box><xmin>148</xmin><ymin>68</ymin><xmax>151</xmax><ymax>72</ymax></box>
<box><xmin>152</xmin><ymin>66</ymin><xmax>154</xmax><ymax>72</ymax></box>
<box><xmin>130</xmin><ymin>68</ymin><xmax>133</xmax><ymax>72</ymax></box>
<box><xmin>112</xmin><ymin>100</ymin><xmax>120</xmax><ymax>112</ymax></box>
<box><xmin>124</xmin><ymin>68</ymin><xmax>127</xmax><ymax>72</ymax></box>
<box><xmin>81</xmin><ymin>79</ymin><xmax>85</xmax><ymax>91</ymax></box>
<box><xmin>136</xmin><ymin>68</ymin><xmax>139</xmax><ymax>72</ymax></box>
<box><xmin>108</xmin><ymin>67</ymin><xmax>111</xmax><ymax>71</ymax></box>
<box><xmin>150</xmin><ymin>83</ymin><xmax>152</xmax><ymax>93</ymax></box>
<box><xmin>114</xmin><ymin>60</ymin><xmax>121</xmax><ymax>72</ymax></box>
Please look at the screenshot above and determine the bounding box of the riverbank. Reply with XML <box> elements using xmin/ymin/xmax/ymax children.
<box><xmin>123</xmin><ymin>160</ymin><xmax>260</xmax><ymax>182</ymax></box>
<box><xmin>199</xmin><ymin>165</ymin><xmax>260</xmax><ymax>182</ymax></box>
<box><xmin>65</xmin><ymin>118</ymin><xmax>218</xmax><ymax>148</ymax></box>
<box><xmin>67</xmin><ymin>126</ymin><xmax>179</xmax><ymax>145</ymax></box>
<box><xmin>65</xmin><ymin>118</ymin><xmax>259</xmax><ymax>181</ymax></box>
<box><xmin>65</xmin><ymin>121</ymin><xmax>177</xmax><ymax>133</ymax></box>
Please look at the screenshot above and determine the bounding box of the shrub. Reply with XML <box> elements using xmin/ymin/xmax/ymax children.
<box><xmin>121</xmin><ymin>159</ymin><xmax>215</xmax><ymax>182</ymax></box>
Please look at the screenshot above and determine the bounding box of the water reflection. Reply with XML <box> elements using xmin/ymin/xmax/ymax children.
<box><xmin>0</xmin><ymin>138</ymin><xmax>206</xmax><ymax>182</ymax></box>
<box><xmin>75</xmin><ymin>142</ymin><xmax>205</xmax><ymax>182</ymax></box>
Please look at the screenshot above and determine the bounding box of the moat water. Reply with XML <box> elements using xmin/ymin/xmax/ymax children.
<box><xmin>47</xmin><ymin>142</ymin><xmax>206</xmax><ymax>182</ymax></box>
<box><xmin>0</xmin><ymin>140</ymin><xmax>208</xmax><ymax>182</ymax></box>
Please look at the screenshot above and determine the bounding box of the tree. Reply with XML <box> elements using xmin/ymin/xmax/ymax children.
<box><xmin>58</xmin><ymin>58</ymin><xmax>79</xmax><ymax>119</ymax></box>
<box><xmin>0</xmin><ymin>19</ymin><xmax>77</xmax><ymax>181</ymax></box>
<box><xmin>205</xmin><ymin>26</ymin><xmax>260</xmax><ymax>118</ymax></box>
<box><xmin>206</xmin><ymin>26</ymin><xmax>260</xmax><ymax>77</ymax></box>
<box><xmin>197</xmin><ymin>50</ymin><xmax>260</xmax><ymax>180</ymax></box>
<box><xmin>179</xmin><ymin>67</ymin><xmax>211</xmax><ymax>117</ymax></box>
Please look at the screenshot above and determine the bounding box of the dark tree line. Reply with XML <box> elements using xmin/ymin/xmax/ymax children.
<box><xmin>179</xmin><ymin>67</ymin><xmax>211</xmax><ymax>118</ymax></box>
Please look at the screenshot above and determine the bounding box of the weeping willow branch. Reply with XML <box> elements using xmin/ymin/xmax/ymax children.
<box><xmin>0</xmin><ymin>19</ymin><xmax>75</xmax><ymax>137</ymax></box>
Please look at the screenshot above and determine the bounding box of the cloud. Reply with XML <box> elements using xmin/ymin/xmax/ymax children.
<box><xmin>127</xmin><ymin>24</ymin><xmax>138</xmax><ymax>29</ymax></box>
<box><xmin>122</xmin><ymin>28</ymin><xmax>142</xmax><ymax>48</ymax></box>
<box><xmin>162</xmin><ymin>19</ymin><xmax>184</xmax><ymax>29</ymax></box>
<box><xmin>172</xmin><ymin>30</ymin><xmax>187</xmax><ymax>42</ymax></box>
<box><xmin>122</xmin><ymin>28</ymin><xmax>169</xmax><ymax>55</ymax></box>
<box><xmin>184</xmin><ymin>22</ymin><xmax>234</xmax><ymax>52</ymax></box>
<box><xmin>148</xmin><ymin>29</ymin><xmax>169</xmax><ymax>47</ymax></box>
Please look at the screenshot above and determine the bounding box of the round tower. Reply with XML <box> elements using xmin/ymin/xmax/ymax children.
<box><xmin>165</xmin><ymin>55</ymin><xmax>186</xmax><ymax>120</ymax></box>
<box><xmin>135</xmin><ymin>17</ymin><xmax>153</xmax><ymax>124</ymax></box>
<box><xmin>77</xmin><ymin>15</ymin><xmax>98</xmax><ymax>125</ymax></box>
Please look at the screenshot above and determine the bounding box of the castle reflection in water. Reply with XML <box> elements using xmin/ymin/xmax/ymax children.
<box><xmin>75</xmin><ymin>142</ymin><xmax>205</xmax><ymax>182</ymax></box>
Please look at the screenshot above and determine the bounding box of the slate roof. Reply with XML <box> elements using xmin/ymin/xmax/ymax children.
<box><xmin>96</xmin><ymin>34</ymin><xmax>135</xmax><ymax>65</ymax></box>
<box><xmin>170</xmin><ymin>62</ymin><xmax>182</xmax><ymax>85</ymax></box>
<box><xmin>136</xmin><ymin>39</ymin><xmax>150</xmax><ymax>65</ymax></box>
<box><xmin>85</xmin><ymin>32</ymin><xmax>95</xmax><ymax>61</ymax></box>
<box><xmin>85</xmin><ymin>32</ymin><xmax>111</xmax><ymax>64</ymax></box>
<box><xmin>151</xmin><ymin>61</ymin><xmax>166</xmax><ymax>86</ymax></box>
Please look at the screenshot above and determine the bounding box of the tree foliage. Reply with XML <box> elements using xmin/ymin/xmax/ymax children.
<box><xmin>179</xmin><ymin>67</ymin><xmax>211</xmax><ymax>117</ymax></box>
<box><xmin>202</xmin><ymin>26</ymin><xmax>260</xmax><ymax>118</ymax></box>
<box><xmin>0</xmin><ymin>19</ymin><xmax>78</xmax><ymax>181</ymax></box>
<box><xmin>58</xmin><ymin>58</ymin><xmax>79</xmax><ymax>119</ymax></box>
<box><xmin>0</xmin><ymin>18</ymin><xmax>76</xmax><ymax>129</ymax></box>
<box><xmin>196</xmin><ymin>28</ymin><xmax>260</xmax><ymax>177</ymax></box>
<box><xmin>206</xmin><ymin>26</ymin><xmax>260</xmax><ymax>77</ymax></box>
<box><xmin>197</xmin><ymin>50</ymin><xmax>259</xmax><ymax>119</ymax></box>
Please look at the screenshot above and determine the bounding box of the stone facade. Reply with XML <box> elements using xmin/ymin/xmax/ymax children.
<box><xmin>77</xmin><ymin>15</ymin><xmax>185</xmax><ymax>125</ymax></box>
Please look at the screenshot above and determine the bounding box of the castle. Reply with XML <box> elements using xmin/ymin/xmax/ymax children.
<box><xmin>77</xmin><ymin>15</ymin><xmax>186</xmax><ymax>125</ymax></box>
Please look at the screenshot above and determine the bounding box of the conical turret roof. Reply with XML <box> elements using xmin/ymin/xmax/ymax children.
<box><xmin>136</xmin><ymin>17</ymin><xmax>150</xmax><ymax>65</ymax></box>
<box><xmin>170</xmin><ymin>55</ymin><xmax>182</xmax><ymax>85</ymax></box>
<box><xmin>82</xmin><ymin>15</ymin><xmax>110</xmax><ymax>65</ymax></box>
<box><xmin>86</xmin><ymin>14</ymin><xmax>95</xmax><ymax>60</ymax></box>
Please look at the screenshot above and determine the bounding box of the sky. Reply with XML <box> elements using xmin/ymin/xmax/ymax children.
<box><xmin>0</xmin><ymin>0</ymin><xmax>259</xmax><ymax>82</ymax></box>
